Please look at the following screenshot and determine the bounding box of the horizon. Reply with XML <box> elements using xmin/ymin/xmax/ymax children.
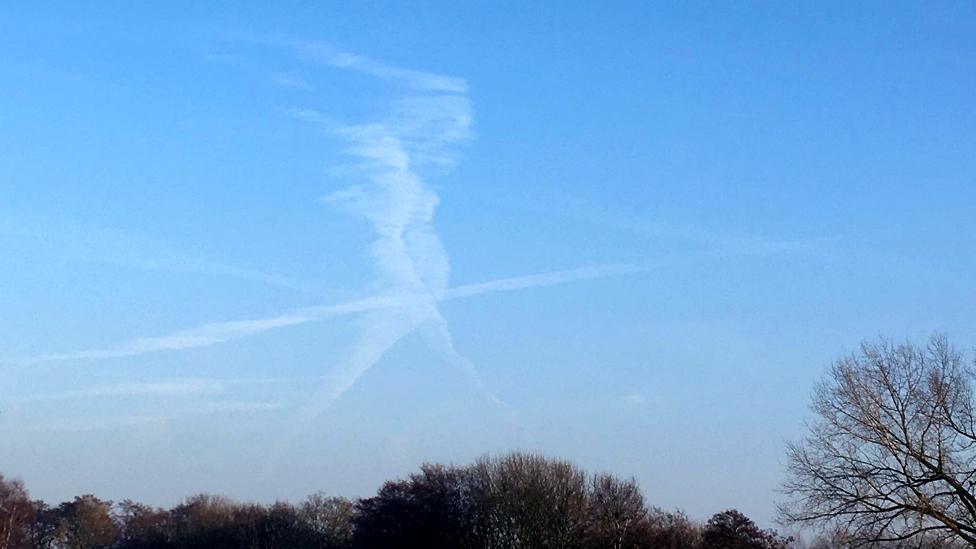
<box><xmin>1</xmin><ymin>2</ymin><xmax>974</xmax><ymax>529</ymax></box>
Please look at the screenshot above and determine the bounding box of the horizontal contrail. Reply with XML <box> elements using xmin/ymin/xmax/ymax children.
<box><xmin>443</xmin><ymin>263</ymin><xmax>645</xmax><ymax>300</ymax></box>
<box><xmin>5</xmin><ymin>376</ymin><xmax>327</xmax><ymax>405</ymax></box>
<box><xmin>8</xmin><ymin>262</ymin><xmax>649</xmax><ymax>366</ymax></box>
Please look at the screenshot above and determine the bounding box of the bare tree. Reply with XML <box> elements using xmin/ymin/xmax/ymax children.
<box><xmin>169</xmin><ymin>493</ymin><xmax>238</xmax><ymax>547</ymax></box>
<box><xmin>0</xmin><ymin>475</ymin><xmax>32</xmax><ymax>549</ymax></box>
<box><xmin>585</xmin><ymin>474</ymin><xmax>647</xmax><ymax>549</ymax></box>
<box><xmin>780</xmin><ymin>336</ymin><xmax>976</xmax><ymax>546</ymax></box>
<box><xmin>470</xmin><ymin>452</ymin><xmax>590</xmax><ymax>548</ymax></box>
<box><xmin>641</xmin><ymin>507</ymin><xmax>702</xmax><ymax>549</ymax></box>
<box><xmin>299</xmin><ymin>493</ymin><xmax>356</xmax><ymax>547</ymax></box>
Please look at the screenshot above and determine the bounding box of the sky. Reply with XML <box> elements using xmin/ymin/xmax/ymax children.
<box><xmin>1</xmin><ymin>2</ymin><xmax>974</xmax><ymax>527</ymax></box>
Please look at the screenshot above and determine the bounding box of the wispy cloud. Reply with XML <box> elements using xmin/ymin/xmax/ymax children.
<box><xmin>282</xmin><ymin>38</ymin><xmax>467</xmax><ymax>93</ymax></box>
<box><xmin>269</xmin><ymin>71</ymin><xmax>313</xmax><ymax>91</ymax></box>
<box><xmin>296</xmin><ymin>123</ymin><xmax>466</xmax><ymax>417</ymax></box>
<box><xmin>6</xmin><ymin>376</ymin><xmax>324</xmax><ymax>403</ymax></box>
<box><xmin>16</xmin><ymin>414</ymin><xmax>177</xmax><ymax>433</ymax></box>
<box><xmin>9</xmin><ymin>401</ymin><xmax>287</xmax><ymax>433</ymax></box>
<box><xmin>217</xmin><ymin>33</ymin><xmax>468</xmax><ymax>93</ymax></box>
<box><xmin>11</xmin><ymin>379</ymin><xmax>225</xmax><ymax>403</ymax></box>
<box><xmin>0</xmin><ymin>213</ymin><xmax>318</xmax><ymax>294</ymax></box>
<box><xmin>203</xmin><ymin>400</ymin><xmax>286</xmax><ymax>413</ymax></box>
<box><xmin>13</xmin><ymin>313</ymin><xmax>317</xmax><ymax>365</ymax></box>
<box><xmin>518</xmin><ymin>196</ymin><xmax>830</xmax><ymax>258</ymax></box>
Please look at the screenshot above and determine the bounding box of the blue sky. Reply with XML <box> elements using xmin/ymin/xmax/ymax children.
<box><xmin>1</xmin><ymin>2</ymin><xmax>974</xmax><ymax>526</ymax></box>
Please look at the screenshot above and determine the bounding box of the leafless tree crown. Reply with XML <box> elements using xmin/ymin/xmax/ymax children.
<box><xmin>780</xmin><ymin>336</ymin><xmax>976</xmax><ymax>547</ymax></box>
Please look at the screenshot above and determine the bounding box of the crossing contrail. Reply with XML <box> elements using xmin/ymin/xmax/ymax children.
<box><xmin>9</xmin><ymin>262</ymin><xmax>648</xmax><ymax>367</ymax></box>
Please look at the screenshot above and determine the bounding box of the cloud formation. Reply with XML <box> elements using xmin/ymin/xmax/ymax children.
<box><xmin>7</xmin><ymin>38</ymin><xmax>818</xmax><ymax>423</ymax></box>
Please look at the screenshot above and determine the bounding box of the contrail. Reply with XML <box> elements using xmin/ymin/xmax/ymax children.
<box><xmin>292</xmin><ymin>72</ymin><xmax>499</xmax><ymax>418</ymax></box>
<box><xmin>252</xmin><ymin>34</ymin><xmax>469</xmax><ymax>93</ymax></box>
<box><xmin>6</xmin><ymin>262</ymin><xmax>649</xmax><ymax>367</ymax></box>
<box><xmin>8</xmin><ymin>40</ymin><xmax>651</xmax><ymax>431</ymax></box>
<box><xmin>8</xmin><ymin>379</ymin><xmax>225</xmax><ymax>403</ymax></box>
<box><xmin>8</xmin><ymin>37</ymin><xmax>651</xmax><ymax>423</ymax></box>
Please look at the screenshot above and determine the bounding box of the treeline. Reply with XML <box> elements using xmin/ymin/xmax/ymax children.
<box><xmin>0</xmin><ymin>452</ymin><xmax>787</xmax><ymax>549</ymax></box>
<box><xmin>6</xmin><ymin>450</ymin><xmax>961</xmax><ymax>548</ymax></box>
<box><xmin>3</xmin><ymin>452</ymin><xmax>781</xmax><ymax>549</ymax></box>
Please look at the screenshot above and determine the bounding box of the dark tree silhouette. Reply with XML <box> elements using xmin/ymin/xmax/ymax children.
<box><xmin>701</xmin><ymin>509</ymin><xmax>790</xmax><ymax>549</ymax></box>
<box><xmin>116</xmin><ymin>500</ymin><xmax>170</xmax><ymax>549</ymax></box>
<box><xmin>640</xmin><ymin>507</ymin><xmax>703</xmax><ymax>549</ymax></box>
<box><xmin>26</xmin><ymin>501</ymin><xmax>61</xmax><ymax>549</ymax></box>
<box><xmin>353</xmin><ymin>463</ymin><xmax>478</xmax><ymax>549</ymax></box>
<box><xmin>1</xmin><ymin>451</ymin><xmax>783</xmax><ymax>548</ymax></box>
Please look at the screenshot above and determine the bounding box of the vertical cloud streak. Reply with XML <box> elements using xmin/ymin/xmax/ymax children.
<box><xmin>300</xmin><ymin>65</ymin><xmax>508</xmax><ymax>420</ymax></box>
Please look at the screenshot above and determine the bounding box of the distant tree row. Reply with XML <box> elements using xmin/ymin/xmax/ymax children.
<box><xmin>2</xmin><ymin>452</ymin><xmax>789</xmax><ymax>549</ymax></box>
